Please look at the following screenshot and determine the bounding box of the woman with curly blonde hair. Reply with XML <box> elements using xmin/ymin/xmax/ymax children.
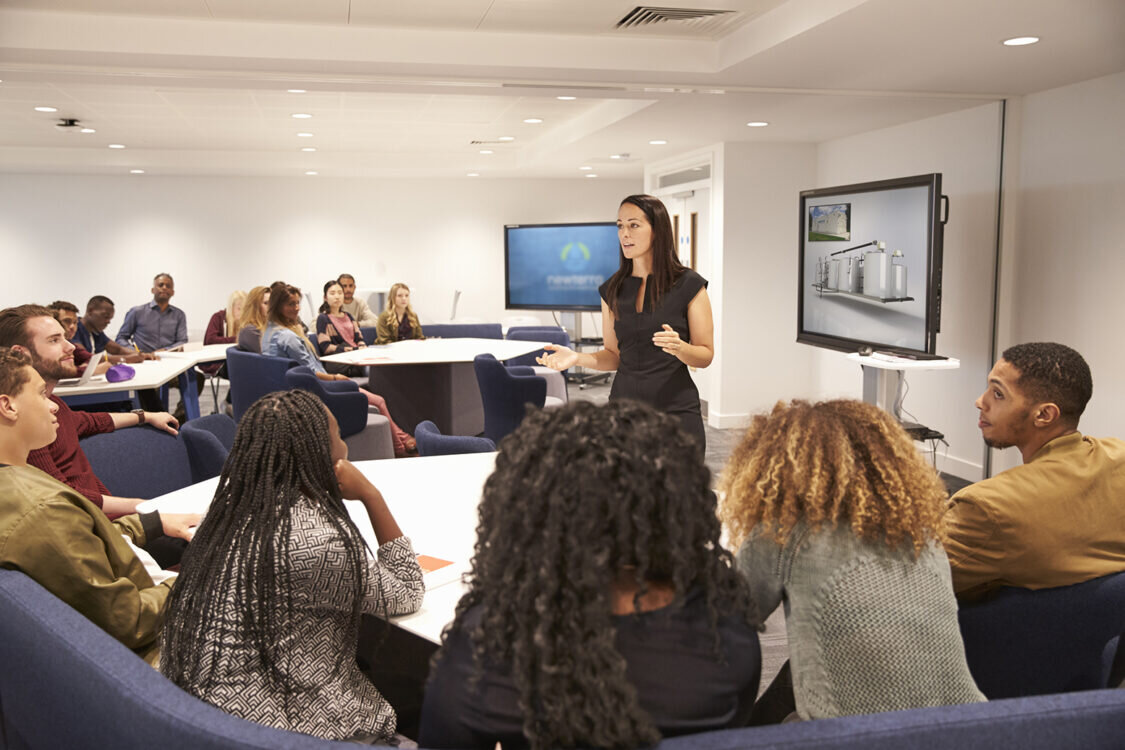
<box><xmin>719</xmin><ymin>399</ymin><xmax>982</xmax><ymax>722</ymax></box>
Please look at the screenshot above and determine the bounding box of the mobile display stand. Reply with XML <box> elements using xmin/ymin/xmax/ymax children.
<box><xmin>845</xmin><ymin>352</ymin><xmax>960</xmax><ymax>421</ymax></box>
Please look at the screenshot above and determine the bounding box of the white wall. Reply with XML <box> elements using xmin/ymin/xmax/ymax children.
<box><xmin>990</xmin><ymin>69</ymin><xmax>1125</xmax><ymax>473</ymax></box>
<box><xmin>812</xmin><ymin>102</ymin><xmax>1005</xmax><ymax>481</ymax></box>
<box><xmin>711</xmin><ymin>141</ymin><xmax>818</xmax><ymax>426</ymax></box>
<box><xmin>0</xmin><ymin>175</ymin><xmax>638</xmax><ymax>338</ymax></box>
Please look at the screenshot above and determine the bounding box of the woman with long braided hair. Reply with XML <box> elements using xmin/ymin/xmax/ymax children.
<box><xmin>419</xmin><ymin>399</ymin><xmax>761</xmax><ymax>750</ymax></box>
<box><xmin>719</xmin><ymin>399</ymin><xmax>983</xmax><ymax>722</ymax></box>
<box><xmin>160</xmin><ymin>389</ymin><xmax>423</xmax><ymax>742</ymax></box>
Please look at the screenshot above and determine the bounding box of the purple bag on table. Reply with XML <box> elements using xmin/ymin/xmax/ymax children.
<box><xmin>105</xmin><ymin>364</ymin><xmax>136</xmax><ymax>383</ymax></box>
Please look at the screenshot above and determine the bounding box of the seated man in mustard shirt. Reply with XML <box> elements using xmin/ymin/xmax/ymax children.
<box><xmin>0</xmin><ymin>346</ymin><xmax>197</xmax><ymax>665</ymax></box>
<box><xmin>945</xmin><ymin>342</ymin><xmax>1125</xmax><ymax>602</ymax></box>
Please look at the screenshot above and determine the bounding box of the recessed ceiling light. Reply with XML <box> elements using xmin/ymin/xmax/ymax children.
<box><xmin>291</xmin><ymin>113</ymin><xmax>312</xmax><ymax>119</ymax></box>
<box><xmin>1002</xmin><ymin>36</ymin><xmax>1040</xmax><ymax>46</ymax></box>
<box><xmin>610</xmin><ymin>154</ymin><xmax>622</xmax><ymax>159</ymax></box>
<box><xmin>296</xmin><ymin>132</ymin><xmax>314</xmax><ymax>137</ymax></box>
<box><xmin>585</xmin><ymin>174</ymin><xmax>598</xmax><ymax>178</ymax></box>
<box><xmin>305</xmin><ymin>171</ymin><xmax>318</xmax><ymax>176</ymax></box>
<box><xmin>300</xmin><ymin>147</ymin><xmax>317</xmax><ymax>152</ymax></box>
<box><xmin>287</xmin><ymin>89</ymin><xmax>307</xmax><ymax>94</ymax></box>
<box><xmin>649</xmin><ymin>139</ymin><xmax>668</xmax><ymax>145</ymax></box>
<box><xmin>467</xmin><ymin>172</ymin><xmax>480</xmax><ymax>177</ymax></box>
<box><xmin>80</xmin><ymin>128</ymin><xmax>96</xmax><ymax>134</ymax></box>
<box><xmin>497</xmin><ymin>136</ymin><xmax>515</xmax><ymax>141</ymax></box>
<box><xmin>523</xmin><ymin>118</ymin><xmax>543</xmax><ymax>124</ymax></box>
<box><xmin>108</xmin><ymin>144</ymin><xmax>125</xmax><ymax>149</ymax></box>
<box><xmin>34</xmin><ymin>106</ymin><xmax>58</xmax><ymax>113</ymax></box>
<box><xmin>746</xmin><ymin>121</ymin><xmax>769</xmax><ymax>127</ymax></box>
<box><xmin>579</xmin><ymin>166</ymin><xmax>592</xmax><ymax>171</ymax></box>
<box><xmin>557</xmin><ymin>96</ymin><xmax>577</xmax><ymax>101</ymax></box>
<box><xmin>130</xmin><ymin>169</ymin><xmax>144</xmax><ymax>174</ymax></box>
<box><xmin>479</xmin><ymin>149</ymin><xmax>494</xmax><ymax>155</ymax></box>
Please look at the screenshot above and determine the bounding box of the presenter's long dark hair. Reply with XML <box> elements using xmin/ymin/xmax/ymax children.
<box><xmin>602</xmin><ymin>194</ymin><xmax>688</xmax><ymax>317</ymax></box>
<box><xmin>161</xmin><ymin>390</ymin><xmax>370</xmax><ymax>697</ymax></box>
<box><xmin>444</xmin><ymin>399</ymin><xmax>756</xmax><ymax>750</ymax></box>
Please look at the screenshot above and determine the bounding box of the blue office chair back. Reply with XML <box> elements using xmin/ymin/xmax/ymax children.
<box><xmin>415</xmin><ymin>420</ymin><xmax>495</xmax><ymax>457</ymax></box>
<box><xmin>473</xmin><ymin>353</ymin><xmax>547</xmax><ymax>444</ymax></box>
<box><xmin>422</xmin><ymin>323</ymin><xmax>502</xmax><ymax>340</ymax></box>
<box><xmin>80</xmin><ymin>426</ymin><xmax>195</xmax><ymax>498</ymax></box>
<box><xmin>360</xmin><ymin>326</ymin><xmax>378</xmax><ymax>345</ymax></box>
<box><xmin>0</xmin><ymin>569</ymin><xmax>357</xmax><ymax>750</ymax></box>
<box><xmin>225</xmin><ymin>347</ymin><xmax>299</xmax><ymax>422</ymax></box>
<box><xmin>505</xmin><ymin>327</ymin><xmax>572</xmax><ymax>369</ymax></box>
<box><xmin>959</xmin><ymin>570</ymin><xmax>1125</xmax><ymax>698</ymax></box>
<box><xmin>284</xmin><ymin>366</ymin><xmax>367</xmax><ymax>438</ymax></box>
<box><xmin>179</xmin><ymin>414</ymin><xmax>236</xmax><ymax>481</ymax></box>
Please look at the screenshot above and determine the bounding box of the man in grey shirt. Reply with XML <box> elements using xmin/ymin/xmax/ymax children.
<box><xmin>115</xmin><ymin>273</ymin><xmax>188</xmax><ymax>353</ymax></box>
<box><xmin>337</xmin><ymin>273</ymin><xmax>379</xmax><ymax>328</ymax></box>
<box><xmin>115</xmin><ymin>273</ymin><xmax>195</xmax><ymax>415</ymax></box>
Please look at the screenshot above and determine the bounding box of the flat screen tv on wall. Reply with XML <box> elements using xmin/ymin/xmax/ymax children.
<box><xmin>504</xmin><ymin>222</ymin><xmax>621</xmax><ymax>312</ymax></box>
<box><xmin>797</xmin><ymin>173</ymin><xmax>948</xmax><ymax>356</ymax></box>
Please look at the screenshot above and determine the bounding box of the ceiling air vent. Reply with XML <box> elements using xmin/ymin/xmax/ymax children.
<box><xmin>616</xmin><ymin>6</ymin><xmax>738</xmax><ymax>35</ymax></box>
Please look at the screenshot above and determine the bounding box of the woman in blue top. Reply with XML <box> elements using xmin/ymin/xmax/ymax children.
<box><xmin>535</xmin><ymin>195</ymin><xmax>714</xmax><ymax>452</ymax></box>
<box><xmin>262</xmin><ymin>284</ymin><xmax>416</xmax><ymax>457</ymax></box>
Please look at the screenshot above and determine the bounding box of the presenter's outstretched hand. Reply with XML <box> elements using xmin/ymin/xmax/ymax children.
<box><xmin>536</xmin><ymin>343</ymin><xmax>579</xmax><ymax>371</ymax></box>
<box><xmin>653</xmin><ymin>324</ymin><xmax>684</xmax><ymax>357</ymax></box>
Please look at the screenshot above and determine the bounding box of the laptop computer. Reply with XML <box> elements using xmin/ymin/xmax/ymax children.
<box><xmin>57</xmin><ymin>350</ymin><xmax>106</xmax><ymax>387</ymax></box>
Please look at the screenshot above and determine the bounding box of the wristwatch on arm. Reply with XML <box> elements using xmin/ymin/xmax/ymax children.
<box><xmin>132</xmin><ymin>409</ymin><xmax>146</xmax><ymax>426</ymax></box>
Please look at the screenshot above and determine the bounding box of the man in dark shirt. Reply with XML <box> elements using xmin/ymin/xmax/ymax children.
<box><xmin>73</xmin><ymin>295</ymin><xmax>148</xmax><ymax>364</ymax></box>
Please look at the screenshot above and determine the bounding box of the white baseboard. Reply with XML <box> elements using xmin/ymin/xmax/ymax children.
<box><xmin>920</xmin><ymin>450</ymin><xmax>983</xmax><ymax>483</ymax></box>
<box><xmin>707</xmin><ymin>410</ymin><xmax>751</xmax><ymax>430</ymax></box>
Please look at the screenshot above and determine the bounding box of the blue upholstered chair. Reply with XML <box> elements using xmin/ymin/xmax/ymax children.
<box><xmin>225</xmin><ymin>347</ymin><xmax>299</xmax><ymax>422</ymax></box>
<box><xmin>79</xmin><ymin>426</ymin><xmax>194</xmax><ymax>499</ymax></box>
<box><xmin>958</xmin><ymin>570</ymin><xmax>1125</xmax><ymax>698</ymax></box>
<box><xmin>1104</xmin><ymin>633</ymin><xmax>1125</xmax><ymax>688</ymax></box>
<box><xmin>422</xmin><ymin>323</ymin><xmax>502</xmax><ymax>340</ymax></box>
<box><xmin>415</xmin><ymin>419</ymin><xmax>495</xmax><ymax>457</ymax></box>
<box><xmin>360</xmin><ymin>326</ymin><xmax>377</xmax><ymax>345</ymax></box>
<box><xmin>179</xmin><ymin>413</ymin><xmax>236</xmax><ymax>481</ymax></box>
<box><xmin>284</xmin><ymin>366</ymin><xmax>394</xmax><ymax>460</ymax></box>
<box><xmin>0</xmin><ymin>568</ymin><xmax>360</xmax><ymax>750</ymax></box>
<box><xmin>473</xmin><ymin>354</ymin><xmax>554</xmax><ymax>444</ymax></box>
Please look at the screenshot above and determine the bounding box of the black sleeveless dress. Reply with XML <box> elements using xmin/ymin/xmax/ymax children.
<box><xmin>599</xmin><ymin>269</ymin><xmax>708</xmax><ymax>451</ymax></box>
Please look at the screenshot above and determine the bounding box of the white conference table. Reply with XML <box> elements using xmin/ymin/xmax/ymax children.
<box><xmin>323</xmin><ymin>337</ymin><xmax>547</xmax><ymax>436</ymax></box>
<box><xmin>56</xmin><ymin>343</ymin><xmax>231</xmax><ymax>421</ymax></box>
<box><xmin>139</xmin><ymin>451</ymin><xmax>496</xmax><ymax>644</ymax></box>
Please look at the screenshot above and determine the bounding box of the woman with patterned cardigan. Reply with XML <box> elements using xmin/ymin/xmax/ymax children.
<box><xmin>160</xmin><ymin>389</ymin><xmax>423</xmax><ymax>743</ymax></box>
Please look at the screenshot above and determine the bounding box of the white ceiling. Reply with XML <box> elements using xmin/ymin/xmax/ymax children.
<box><xmin>0</xmin><ymin>0</ymin><xmax>1122</xmax><ymax>178</ymax></box>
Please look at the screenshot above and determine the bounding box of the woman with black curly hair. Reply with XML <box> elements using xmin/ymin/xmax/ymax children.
<box><xmin>419</xmin><ymin>399</ymin><xmax>761</xmax><ymax>750</ymax></box>
<box><xmin>160</xmin><ymin>389</ymin><xmax>424</xmax><ymax>743</ymax></box>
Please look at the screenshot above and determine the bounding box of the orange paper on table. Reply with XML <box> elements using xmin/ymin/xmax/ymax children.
<box><xmin>417</xmin><ymin>554</ymin><xmax>454</xmax><ymax>573</ymax></box>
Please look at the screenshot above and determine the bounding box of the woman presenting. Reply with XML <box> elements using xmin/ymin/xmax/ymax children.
<box><xmin>537</xmin><ymin>194</ymin><xmax>714</xmax><ymax>450</ymax></box>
